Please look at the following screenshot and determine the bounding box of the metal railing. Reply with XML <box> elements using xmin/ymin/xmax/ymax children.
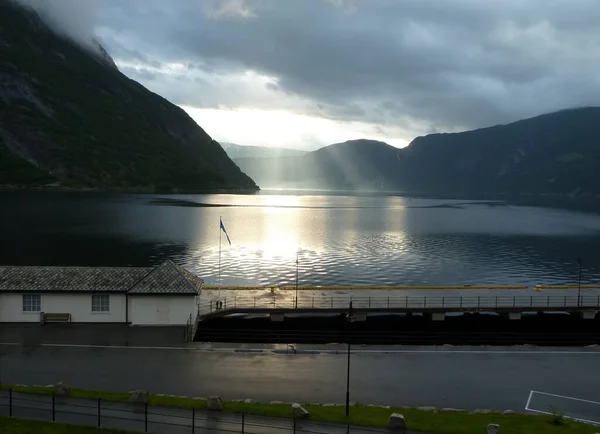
<box><xmin>0</xmin><ymin>389</ymin><xmax>387</xmax><ymax>434</ymax></box>
<box><xmin>199</xmin><ymin>294</ymin><xmax>600</xmax><ymax>316</ymax></box>
<box><xmin>184</xmin><ymin>313</ymin><xmax>194</xmax><ymax>342</ymax></box>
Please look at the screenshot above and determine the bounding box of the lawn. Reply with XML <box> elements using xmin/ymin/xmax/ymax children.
<box><xmin>1</xmin><ymin>384</ymin><xmax>598</xmax><ymax>434</ymax></box>
<box><xmin>0</xmin><ymin>417</ymin><xmax>134</xmax><ymax>434</ymax></box>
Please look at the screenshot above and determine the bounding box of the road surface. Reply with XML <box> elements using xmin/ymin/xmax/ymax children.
<box><xmin>2</xmin><ymin>344</ymin><xmax>600</xmax><ymax>413</ymax></box>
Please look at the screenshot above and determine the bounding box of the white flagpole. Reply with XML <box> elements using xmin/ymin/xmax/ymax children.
<box><xmin>218</xmin><ymin>216</ymin><xmax>222</xmax><ymax>300</ymax></box>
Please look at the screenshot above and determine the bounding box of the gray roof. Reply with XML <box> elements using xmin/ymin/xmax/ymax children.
<box><xmin>127</xmin><ymin>261</ymin><xmax>201</xmax><ymax>295</ymax></box>
<box><xmin>0</xmin><ymin>261</ymin><xmax>203</xmax><ymax>295</ymax></box>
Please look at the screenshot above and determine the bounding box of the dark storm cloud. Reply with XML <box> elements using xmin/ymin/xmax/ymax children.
<box><xmin>97</xmin><ymin>0</ymin><xmax>600</xmax><ymax>135</ymax></box>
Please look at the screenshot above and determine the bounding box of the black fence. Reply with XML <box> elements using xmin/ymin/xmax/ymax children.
<box><xmin>199</xmin><ymin>294</ymin><xmax>600</xmax><ymax>316</ymax></box>
<box><xmin>0</xmin><ymin>389</ymin><xmax>390</xmax><ymax>434</ymax></box>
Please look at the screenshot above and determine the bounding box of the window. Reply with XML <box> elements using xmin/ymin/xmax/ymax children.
<box><xmin>23</xmin><ymin>294</ymin><xmax>41</xmax><ymax>312</ymax></box>
<box><xmin>92</xmin><ymin>294</ymin><xmax>110</xmax><ymax>312</ymax></box>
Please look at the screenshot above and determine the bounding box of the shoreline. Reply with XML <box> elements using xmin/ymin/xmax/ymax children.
<box><xmin>0</xmin><ymin>185</ymin><xmax>261</xmax><ymax>194</ymax></box>
<box><xmin>2</xmin><ymin>186</ymin><xmax>600</xmax><ymax>213</ymax></box>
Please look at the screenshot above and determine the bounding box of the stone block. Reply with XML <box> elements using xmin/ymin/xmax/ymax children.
<box><xmin>207</xmin><ymin>396</ymin><xmax>223</xmax><ymax>411</ymax></box>
<box><xmin>388</xmin><ymin>413</ymin><xmax>406</xmax><ymax>431</ymax></box>
<box><xmin>292</xmin><ymin>403</ymin><xmax>309</xmax><ymax>419</ymax></box>
<box><xmin>487</xmin><ymin>423</ymin><xmax>499</xmax><ymax>434</ymax></box>
<box><xmin>128</xmin><ymin>390</ymin><xmax>148</xmax><ymax>404</ymax></box>
<box><xmin>54</xmin><ymin>381</ymin><xmax>70</xmax><ymax>396</ymax></box>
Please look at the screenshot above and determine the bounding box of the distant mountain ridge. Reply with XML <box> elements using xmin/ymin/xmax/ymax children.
<box><xmin>235</xmin><ymin>139</ymin><xmax>401</xmax><ymax>190</ymax></box>
<box><xmin>0</xmin><ymin>0</ymin><xmax>257</xmax><ymax>191</ymax></box>
<box><xmin>221</xmin><ymin>142</ymin><xmax>306</xmax><ymax>159</ymax></box>
<box><xmin>237</xmin><ymin>108</ymin><xmax>600</xmax><ymax>196</ymax></box>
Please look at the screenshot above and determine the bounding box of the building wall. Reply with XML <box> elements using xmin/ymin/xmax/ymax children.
<box><xmin>0</xmin><ymin>293</ymin><xmax>127</xmax><ymax>323</ymax></box>
<box><xmin>128</xmin><ymin>295</ymin><xmax>197</xmax><ymax>326</ymax></box>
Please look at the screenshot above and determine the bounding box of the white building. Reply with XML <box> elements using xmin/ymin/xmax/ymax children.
<box><xmin>0</xmin><ymin>260</ymin><xmax>203</xmax><ymax>326</ymax></box>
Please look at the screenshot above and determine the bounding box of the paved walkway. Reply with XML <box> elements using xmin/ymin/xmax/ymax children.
<box><xmin>0</xmin><ymin>390</ymin><xmax>407</xmax><ymax>434</ymax></box>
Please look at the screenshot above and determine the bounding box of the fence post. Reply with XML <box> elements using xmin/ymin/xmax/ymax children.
<box><xmin>254</xmin><ymin>297</ymin><xmax>256</xmax><ymax>307</ymax></box>
<box><xmin>369</xmin><ymin>296</ymin><xmax>371</xmax><ymax>308</ymax></box>
<box><xmin>144</xmin><ymin>403</ymin><xmax>148</xmax><ymax>432</ymax></box>
<box><xmin>424</xmin><ymin>296</ymin><xmax>427</xmax><ymax>308</ymax></box>
<box><xmin>242</xmin><ymin>413</ymin><xmax>245</xmax><ymax>434</ymax></box>
<box><xmin>442</xmin><ymin>296</ymin><xmax>445</xmax><ymax>308</ymax></box>
<box><xmin>477</xmin><ymin>296</ymin><xmax>480</xmax><ymax>308</ymax></box>
<box><xmin>547</xmin><ymin>296</ymin><xmax>550</xmax><ymax>307</ymax></box>
<box><xmin>210</xmin><ymin>300</ymin><xmax>213</xmax><ymax>313</ymax></box>
<box><xmin>293</xmin><ymin>418</ymin><xmax>297</xmax><ymax>434</ymax></box>
<box><xmin>312</xmin><ymin>297</ymin><xmax>314</xmax><ymax>308</ymax></box>
<box><xmin>97</xmin><ymin>398</ymin><xmax>101</xmax><ymax>427</ymax></box>
<box><xmin>192</xmin><ymin>408</ymin><xmax>195</xmax><ymax>434</ymax></box>
<box><xmin>460</xmin><ymin>296</ymin><xmax>463</xmax><ymax>308</ymax></box>
<box><xmin>387</xmin><ymin>296</ymin><xmax>390</xmax><ymax>308</ymax></box>
<box><xmin>9</xmin><ymin>388</ymin><xmax>12</xmax><ymax>417</ymax></box>
<box><xmin>52</xmin><ymin>392</ymin><xmax>56</xmax><ymax>422</ymax></box>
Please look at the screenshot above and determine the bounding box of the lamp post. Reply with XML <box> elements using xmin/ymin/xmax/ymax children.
<box><xmin>345</xmin><ymin>301</ymin><xmax>354</xmax><ymax>417</ymax></box>
<box><xmin>295</xmin><ymin>254</ymin><xmax>299</xmax><ymax>309</ymax></box>
<box><xmin>577</xmin><ymin>257</ymin><xmax>583</xmax><ymax>307</ymax></box>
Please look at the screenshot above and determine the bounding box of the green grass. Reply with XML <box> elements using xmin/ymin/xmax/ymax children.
<box><xmin>2</xmin><ymin>384</ymin><xmax>598</xmax><ymax>434</ymax></box>
<box><xmin>0</xmin><ymin>417</ymin><xmax>135</xmax><ymax>434</ymax></box>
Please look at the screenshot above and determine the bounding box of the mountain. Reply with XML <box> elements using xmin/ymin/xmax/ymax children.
<box><xmin>399</xmin><ymin>107</ymin><xmax>600</xmax><ymax>196</ymax></box>
<box><xmin>221</xmin><ymin>142</ymin><xmax>307</xmax><ymax>159</ymax></box>
<box><xmin>237</xmin><ymin>108</ymin><xmax>600</xmax><ymax>196</ymax></box>
<box><xmin>0</xmin><ymin>1</ymin><xmax>257</xmax><ymax>192</ymax></box>
<box><xmin>235</xmin><ymin>139</ymin><xmax>401</xmax><ymax>190</ymax></box>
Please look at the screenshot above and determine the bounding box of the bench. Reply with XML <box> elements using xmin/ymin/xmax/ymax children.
<box><xmin>40</xmin><ymin>312</ymin><xmax>72</xmax><ymax>324</ymax></box>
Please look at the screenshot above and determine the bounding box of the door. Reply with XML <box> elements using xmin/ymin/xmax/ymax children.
<box><xmin>156</xmin><ymin>298</ymin><xmax>171</xmax><ymax>325</ymax></box>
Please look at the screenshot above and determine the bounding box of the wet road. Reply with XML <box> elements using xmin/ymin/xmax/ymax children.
<box><xmin>2</xmin><ymin>344</ymin><xmax>600</xmax><ymax>413</ymax></box>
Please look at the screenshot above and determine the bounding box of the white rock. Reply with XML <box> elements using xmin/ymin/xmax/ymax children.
<box><xmin>487</xmin><ymin>423</ymin><xmax>500</xmax><ymax>434</ymax></box>
<box><xmin>244</xmin><ymin>398</ymin><xmax>257</xmax><ymax>404</ymax></box>
<box><xmin>322</xmin><ymin>403</ymin><xmax>337</xmax><ymax>407</ymax></box>
<box><xmin>292</xmin><ymin>403</ymin><xmax>309</xmax><ymax>419</ymax></box>
<box><xmin>207</xmin><ymin>396</ymin><xmax>223</xmax><ymax>411</ymax></box>
<box><xmin>474</xmin><ymin>408</ymin><xmax>492</xmax><ymax>414</ymax></box>
<box><xmin>54</xmin><ymin>382</ymin><xmax>70</xmax><ymax>397</ymax></box>
<box><xmin>388</xmin><ymin>413</ymin><xmax>406</xmax><ymax>431</ymax></box>
<box><xmin>417</xmin><ymin>406</ymin><xmax>438</xmax><ymax>411</ymax></box>
<box><xmin>128</xmin><ymin>390</ymin><xmax>148</xmax><ymax>404</ymax></box>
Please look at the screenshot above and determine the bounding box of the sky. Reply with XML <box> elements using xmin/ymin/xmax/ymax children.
<box><xmin>20</xmin><ymin>0</ymin><xmax>600</xmax><ymax>150</ymax></box>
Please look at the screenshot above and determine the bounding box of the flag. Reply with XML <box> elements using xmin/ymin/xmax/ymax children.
<box><xmin>220</xmin><ymin>217</ymin><xmax>231</xmax><ymax>245</ymax></box>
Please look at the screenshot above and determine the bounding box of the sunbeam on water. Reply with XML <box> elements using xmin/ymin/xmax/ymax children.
<box><xmin>1</xmin><ymin>192</ymin><xmax>600</xmax><ymax>290</ymax></box>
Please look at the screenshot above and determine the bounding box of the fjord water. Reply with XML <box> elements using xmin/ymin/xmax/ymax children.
<box><xmin>1</xmin><ymin>192</ymin><xmax>599</xmax><ymax>288</ymax></box>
